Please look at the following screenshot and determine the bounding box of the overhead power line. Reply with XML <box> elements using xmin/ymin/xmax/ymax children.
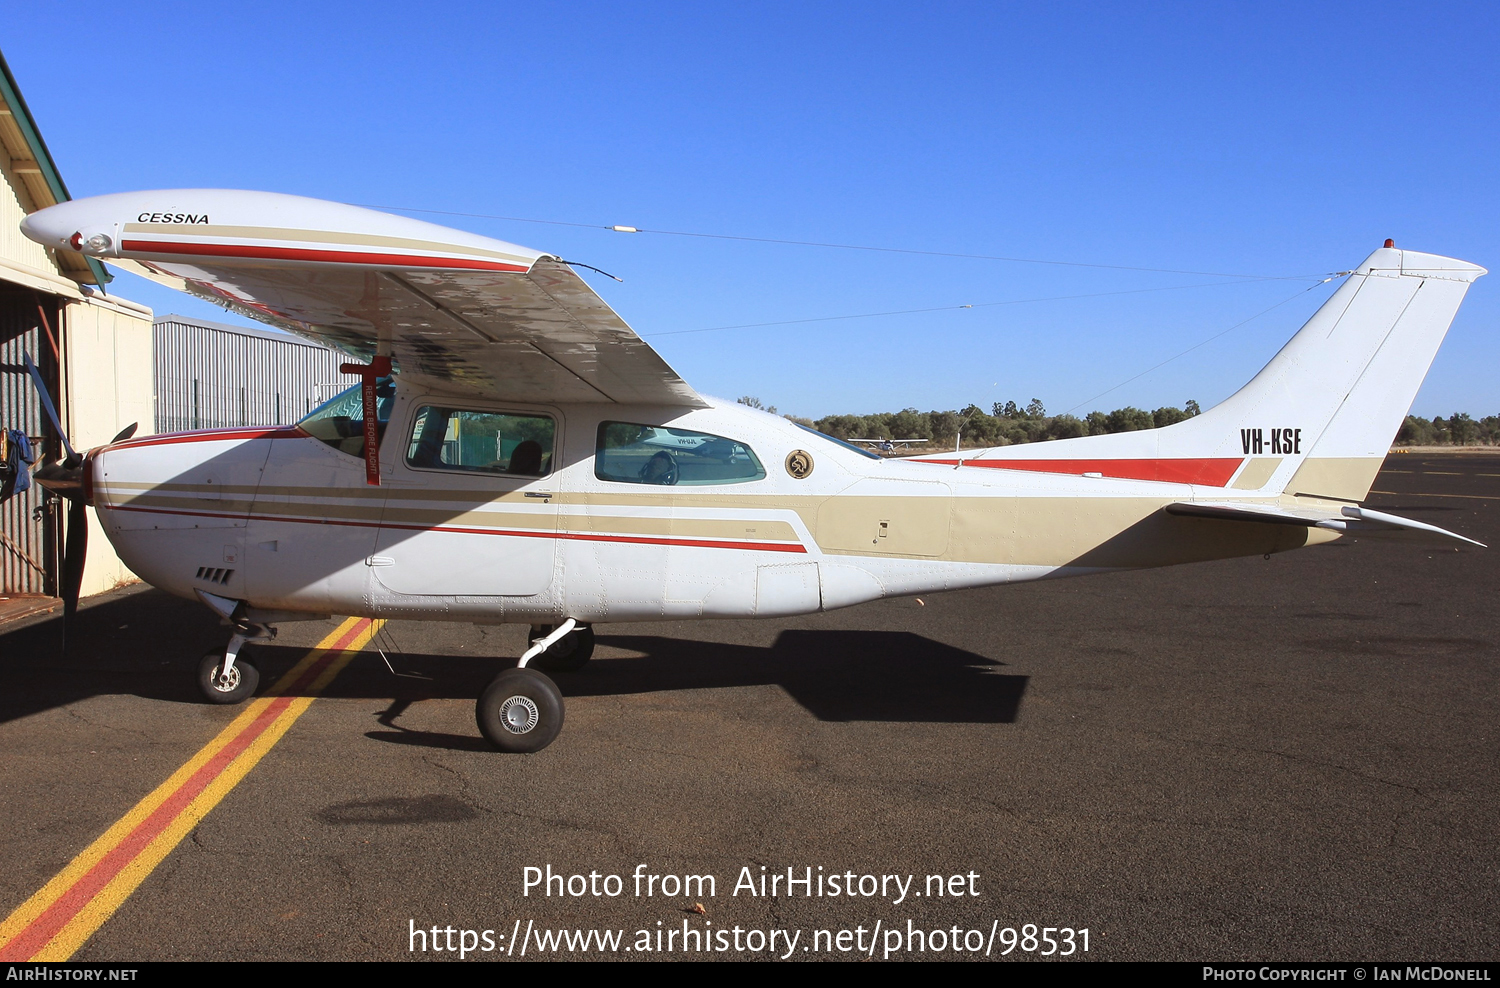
<box><xmin>1061</xmin><ymin>278</ymin><xmax>1342</xmax><ymax>415</ymax></box>
<box><xmin>641</xmin><ymin>278</ymin><xmax>1305</xmax><ymax>338</ymax></box>
<box><xmin>350</xmin><ymin>201</ymin><xmax>1330</xmax><ymax>281</ymax></box>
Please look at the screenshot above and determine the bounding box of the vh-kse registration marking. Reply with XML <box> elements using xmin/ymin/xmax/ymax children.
<box><xmin>1241</xmin><ymin>427</ymin><xmax>1302</xmax><ymax>455</ymax></box>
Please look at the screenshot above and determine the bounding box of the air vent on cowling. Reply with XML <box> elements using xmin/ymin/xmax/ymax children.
<box><xmin>195</xmin><ymin>566</ymin><xmax>234</xmax><ymax>585</ymax></box>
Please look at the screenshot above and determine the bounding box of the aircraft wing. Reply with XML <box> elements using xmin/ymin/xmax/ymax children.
<box><xmin>21</xmin><ymin>190</ymin><xmax>706</xmax><ymax>407</ymax></box>
<box><xmin>1165</xmin><ymin>501</ymin><xmax>1485</xmax><ymax>547</ymax></box>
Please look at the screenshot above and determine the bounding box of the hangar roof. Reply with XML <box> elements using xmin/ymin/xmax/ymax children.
<box><xmin>0</xmin><ymin>49</ymin><xmax>109</xmax><ymax>287</ymax></box>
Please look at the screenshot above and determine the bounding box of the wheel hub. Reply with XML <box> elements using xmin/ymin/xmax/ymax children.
<box><xmin>212</xmin><ymin>665</ymin><xmax>241</xmax><ymax>692</ymax></box>
<box><xmin>499</xmin><ymin>695</ymin><xmax>539</xmax><ymax>734</ymax></box>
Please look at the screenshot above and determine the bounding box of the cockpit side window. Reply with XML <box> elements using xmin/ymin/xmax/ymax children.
<box><xmin>595</xmin><ymin>422</ymin><xmax>766</xmax><ymax>486</ymax></box>
<box><xmin>405</xmin><ymin>407</ymin><xmax>555</xmax><ymax>476</ymax></box>
<box><xmin>297</xmin><ymin>378</ymin><xmax>394</xmax><ymax>459</ymax></box>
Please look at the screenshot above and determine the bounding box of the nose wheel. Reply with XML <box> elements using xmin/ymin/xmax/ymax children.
<box><xmin>477</xmin><ymin>667</ymin><xmax>564</xmax><ymax>752</ymax></box>
<box><xmin>197</xmin><ymin>621</ymin><xmax>273</xmax><ymax>704</ymax></box>
<box><xmin>198</xmin><ymin>649</ymin><xmax>260</xmax><ymax>704</ymax></box>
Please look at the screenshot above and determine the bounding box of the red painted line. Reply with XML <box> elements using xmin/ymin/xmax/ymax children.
<box><xmin>110</xmin><ymin>426</ymin><xmax>303</xmax><ymax>450</ymax></box>
<box><xmin>0</xmin><ymin>627</ymin><xmax>370</xmax><ymax>960</ymax></box>
<box><xmin>105</xmin><ymin>505</ymin><xmax>808</xmax><ymax>553</ymax></box>
<box><xmin>281</xmin><ymin>622</ymin><xmax>370</xmax><ymax>695</ymax></box>
<box><xmin>0</xmin><ymin>696</ymin><xmax>291</xmax><ymax>959</ymax></box>
<box><xmin>916</xmin><ymin>456</ymin><xmax>1244</xmax><ymax>486</ymax></box>
<box><xmin>121</xmin><ymin>239</ymin><xmax>530</xmax><ymax>272</ymax></box>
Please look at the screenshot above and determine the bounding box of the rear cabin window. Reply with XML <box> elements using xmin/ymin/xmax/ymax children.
<box><xmin>595</xmin><ymin>422</ymin><xmax>766</xmax><ymax>486</ymax></box>
<box><xmin>406</xmin><ymin>407</ymin><xmax>555</xmax><ymax>476</ymax></box>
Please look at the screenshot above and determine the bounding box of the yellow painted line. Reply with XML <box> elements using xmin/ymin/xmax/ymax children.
<box><xmin>1423</xmin><ymin>471</ymin><xmax>1463</xmax><ymax>476</ymax></box>
<box><xmin>0</xmin><ymin>616</ymin><xmax>381</xmax><ymax>961</ymax></box>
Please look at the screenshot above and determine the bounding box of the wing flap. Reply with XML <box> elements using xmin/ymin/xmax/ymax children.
<box><xmin>1165</xmin><ymin>501</ymin><xmax>1485</xmax><ymax>547</ymax></box>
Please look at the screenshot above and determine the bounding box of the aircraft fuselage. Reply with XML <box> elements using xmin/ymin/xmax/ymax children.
<box><xmin>90</xmin><ymin>386</ymin><xmax>1323</xmax><ymax>626</ymax></box>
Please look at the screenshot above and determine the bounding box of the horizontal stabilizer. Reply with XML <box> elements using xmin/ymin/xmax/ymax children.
<box><xmin>1165</xmin><ymin>501</ymin><xmax>1485</xmax><ymax>548</ymax></box>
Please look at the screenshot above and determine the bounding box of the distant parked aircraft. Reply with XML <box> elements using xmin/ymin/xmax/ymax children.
<box><xmin>851</xmin><ymin>438</ymin><xmax>930</xmax><ymax>453</ymax></box>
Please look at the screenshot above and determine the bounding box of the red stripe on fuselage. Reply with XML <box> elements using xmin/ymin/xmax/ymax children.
<box><xmin>109</xmin><ymin>426</ymin><xmax>304</xmax><ymax>450</ymax></box>
<box><xmin>106</xmin><ymin>504</ymin><xmax>808</xmax><ymax>554</ymax></box>
<box><xmin>120</xmin><ymin>240</ymin><xmax>531</xmax><ymax>272</ymax></box>
<box><xmin>916</xmin><ymin>457</ymin><xmax>1244</xmax><ymax>486</ymax></box>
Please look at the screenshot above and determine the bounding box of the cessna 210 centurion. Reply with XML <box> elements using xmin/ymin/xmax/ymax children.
<box><xmin>16</xmin><ymin>191</ymin><xmax>1486</xmax><ymax>752</ymax></box>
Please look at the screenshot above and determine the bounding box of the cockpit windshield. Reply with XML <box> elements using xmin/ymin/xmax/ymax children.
<box><xmin>298</xmin><ymin>378</ymin><xmax>395</xmax><ymax>458</ymax></box>
<box><xmin>794</xmin><ymin>423</ymin><xmax>881</xmax><ymax>460</ymax></box>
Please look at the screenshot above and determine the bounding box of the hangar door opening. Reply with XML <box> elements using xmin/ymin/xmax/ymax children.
<box><xmin>0</xmin><ymin>284</ymin><xmax>61</xmax><ymax>597</ymax></box>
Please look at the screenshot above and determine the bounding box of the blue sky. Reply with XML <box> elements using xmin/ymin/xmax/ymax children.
<box><xmin>7</xmin><ymin>3</ymin><xmax>1497</xmax><ymax>418</ymax></box>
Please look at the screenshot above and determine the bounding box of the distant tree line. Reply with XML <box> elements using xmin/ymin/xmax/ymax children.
<box><xmin>738</xmin><ymin>396</ymin><xmax>1500</xmax><ymax>450</ymax></box>
<box><xmin>1396</xmin><ymin>414</ymin><xmax>1500</xmax><ymax>446</ymax></box>
<box><xmin>742</xmin><ymin>396</ymin><xmax>1202</xmax><ymax>450</ymax></box>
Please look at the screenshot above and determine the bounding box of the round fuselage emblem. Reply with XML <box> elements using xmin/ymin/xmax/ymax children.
<box><xmin>785</xmin><ymin>449</ymin><xmax>814</xmax><ymax>479</ymax></box>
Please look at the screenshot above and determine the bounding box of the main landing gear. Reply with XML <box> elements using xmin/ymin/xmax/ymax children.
<box><xmin>526</xmin><ymin>621</ymin><xmax>595</xmax><ymax>673</ymax></box>
<box><xmin>475</xmin><ymin>619</ymin><xmax>590</xmax><ymax>753</ymax></box>
<box><xmin>194</xmin><ymin>609</ymin><xmax>587</xmax><ymax>754</ymax></box>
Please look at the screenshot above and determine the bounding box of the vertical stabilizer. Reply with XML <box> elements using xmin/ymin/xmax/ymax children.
<box><xmin>937</xmin><ymin>246</ymin><xmax>1486</xmax><ymax>500</ymax></box>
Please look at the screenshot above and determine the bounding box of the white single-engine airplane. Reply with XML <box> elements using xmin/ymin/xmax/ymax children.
<box><xmin>851</xmin><ymin>438</ymin><xmax>930</xmax><ymax>453</ymax></box>
<box><xmin>16</xmin><ymin>191</ymin><xmax>1487</xmax><ymax>752</ymax></box>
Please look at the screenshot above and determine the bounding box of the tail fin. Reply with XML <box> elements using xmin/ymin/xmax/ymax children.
<box><xmin>944</xmin><ymin>245</ymin><xmax>1486</xmax><ymax>500</ymax></box>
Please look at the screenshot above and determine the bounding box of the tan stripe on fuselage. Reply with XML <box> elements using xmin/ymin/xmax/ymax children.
<box><xmin>102</xmin><ymin>479</ymin><xmax>1334</xmax><ymax>570</ymax></box>
<box><xmin>104</xmin><ymin>488</ymin><xmax>800</xmax><ymax>543</ymax></box>
<box><xmin>1285</xmin><ymin>457</ymin><xmax>1384</xmax><ymax>502</ymax></box>
<box><xmin>1232</xmin><ymin>458</ymin><xmax>1283</xmax><ymax>490</ymax></box>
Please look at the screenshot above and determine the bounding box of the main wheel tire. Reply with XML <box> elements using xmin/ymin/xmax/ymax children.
<box><xmin>198</xmin><ymin>650</ymin><xmax>260</xmax><ymax>705</ymax></box>
<box><xmin>528</xmin><ymin>624</ymin><xmax>595</xmax><ymax>673</ymax></box>
<box><xmin>477</xmin><ymin>668</ymin><xmax>565</xmax><ymax>752</ymax></box>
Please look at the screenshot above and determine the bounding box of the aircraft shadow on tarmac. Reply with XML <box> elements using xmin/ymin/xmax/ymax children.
<box><xmin>0</xmin><ymin>587</ymin><xmax>230</xmax><ymax>723</ymax></box>
<box><xmin>362</xmin><ymin>631</ymin><xmax>1028</xmax><ymax>752</ymax></box>
<box><xmin>0</xmin><ymin>590</ymin><xmax>1026</xmax><ymax>748</ymax></box>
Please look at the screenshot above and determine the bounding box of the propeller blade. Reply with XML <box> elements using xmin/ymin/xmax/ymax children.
<box><xmin>33</xmin><ymin>460</ymin><xmax>84</xmax><ymax>497</ymax></box>
<box><xmin>110</xmin><ymin>422</ymin><xmax>138</xmax><ymax>444</ymax></box>
<box><xmin>22</xmin><ymin>352</ymin><xmax>77</xmax><ymax>463</ymax></box>
<box><xmin>61</xmin><ymin>496</ymin><xmax>87</xmax><ymax>653</ymax></box>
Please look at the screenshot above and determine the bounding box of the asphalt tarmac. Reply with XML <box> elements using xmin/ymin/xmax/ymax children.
<box><xmin>1</xmin><ymin>453</ymin><xmax>1495</xmax><ymax>962</ymax></box>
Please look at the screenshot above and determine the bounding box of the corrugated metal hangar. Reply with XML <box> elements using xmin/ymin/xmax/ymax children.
<box><xmin>153</xmin><ymin>315</ymin><xmax>355</xmax><ymax>434</ymax></box>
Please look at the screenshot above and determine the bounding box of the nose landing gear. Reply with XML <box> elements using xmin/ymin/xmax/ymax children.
<box><xmin>197</xmin><ymin>621</ymin><xmax>274</xmax><ymax>704</ymax></box>
<box><xmin>198</xmin><ymin>649</ymin><xmax>260</xmax><ymax>704</ymax></box>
